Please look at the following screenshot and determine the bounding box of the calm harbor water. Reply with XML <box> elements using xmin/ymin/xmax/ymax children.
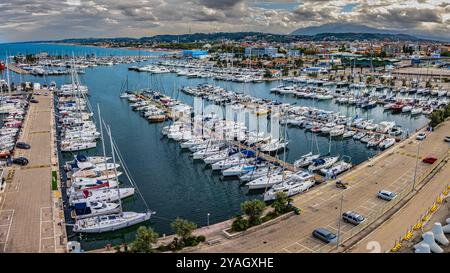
<box><xmin>1</xmin><ymin>43</ymin><xmax>429</xmax><ymax>250</ymax></box>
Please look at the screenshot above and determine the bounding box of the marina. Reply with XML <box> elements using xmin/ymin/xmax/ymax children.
<box><xmin>0</xmin><ymin>42</ymin><xmax>448</xmax><ymax>252</ymax></box>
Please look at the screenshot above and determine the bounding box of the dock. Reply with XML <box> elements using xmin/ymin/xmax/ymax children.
<box><xmin>6</xmin><ymin>64</ymin><xmax>30</xmax><ymax>75</ymax></box>
<box><xmin>0</xmin><ymin>91</ymin><xmax>66</xmax><ymax>253</ymax></box>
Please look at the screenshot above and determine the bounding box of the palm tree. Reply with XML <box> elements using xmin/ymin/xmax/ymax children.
<box><xmin>241</xmin><ymin>199</ymin><xmax>266</xmax><ymax>225</ymax></box>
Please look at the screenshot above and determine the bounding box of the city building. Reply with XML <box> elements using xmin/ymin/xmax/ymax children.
<box><xmin>183</xmin><ymin>49</ymin><xmax>209</xmax><ymax>58</ymax></box>
<box><xmin>245</xmin><ymin>47</ymin><xmax>278</xmax><ymax>57</ymax></box>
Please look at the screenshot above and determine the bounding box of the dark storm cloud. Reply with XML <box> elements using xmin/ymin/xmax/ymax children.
<box><xmin>198</xmin><ymin>0</ymin><xmax>243</xmax><ymax>9</ymax></box>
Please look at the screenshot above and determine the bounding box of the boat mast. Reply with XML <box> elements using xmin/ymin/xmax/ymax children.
<box><xmin>107</xmin><ymin>124</ymin><xmax>123</xmax><ymax>215</ymax></box>
<box><xmin>5</xmin><ymin>54</ymin><xmax>11</xmax><ymax>95</ymax></box>
<box><xmin>98</xmin><ymin>104</ymin><xmax>111</xmax><ymax>185</ymax></box>
<box><xmin>283</xmin><ymin>106</ymin><xmax>287</xmax><ymax>163</ymax></box>
<box><xmin>71</xmin><ymin>54</ymin><xmax>83</xmax><ymax>144</ymax></box>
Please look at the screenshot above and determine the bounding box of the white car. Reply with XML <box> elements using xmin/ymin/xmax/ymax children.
<box><xmin>377</xmin><ymin>190</ymin><xmax>397</xmax><ymax>201</ymax></box>
<box><xmin>416</xmin><ymin>132</ymin><xmax>426</xmax><ymax>140</ymax></box>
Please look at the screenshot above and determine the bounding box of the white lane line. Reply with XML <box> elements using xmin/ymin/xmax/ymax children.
<box><xmin>39</xmin><ymin>207</ymin><xmax>54</xmax><ymax>253</ymax></box>
<box><xmin>3</xmin><ymin>209</ymin><xmax>14</xmax><ymax>252</ymax></box>
<box><xmin>295</xmin><ymin>242</ymin><xmax>315</xmax><ymax>253</ymax></box>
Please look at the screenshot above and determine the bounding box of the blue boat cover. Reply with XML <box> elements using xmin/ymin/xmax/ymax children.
<box><xmin>74</xmin><ymin>202</ymin><xmax>88</xmax><ymax>209</ymax></box>
<box><xmin>76</xmin><ymin>154</ymin><xmax>88</xmax><ymax>162</ymax></box>
<box><xmin>241</xmin><ymin>150</ymin><xmax>255</xmax><ymax>157</ymax></box>
<box><xmin>312</xmin><ymin>158</ymin><xmax>325</xmax><ymax>165</ymax></box>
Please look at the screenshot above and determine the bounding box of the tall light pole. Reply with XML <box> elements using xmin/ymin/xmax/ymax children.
<box><xmin>336</xmin><ymin>193</ymin><xmax>344</xmax><ymax>252</ymax></box>
<box><xmin>207</xmin><ymin>213</ymin><xmax>210</xmax><ymax>228</ymax></box>
<box><xmin>412</xmin><ymin>141</ymin><xmax>421</xmax><ymax>191</ymax></box>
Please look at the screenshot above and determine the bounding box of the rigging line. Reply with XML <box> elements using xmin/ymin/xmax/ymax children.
<box><xmin>100</xmin><ymin>118</ymin><xmax>134</xmax><ymax>186</ymax></box>
<box><xmin>101</xmin><ymin>118</ymin><xmax>151</xmax><ymax>211</ymax></box>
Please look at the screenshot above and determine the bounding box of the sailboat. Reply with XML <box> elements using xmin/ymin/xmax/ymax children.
<box><xmin>73</xmin><ymin>111</ymin><xmax>153</xmax><ymax>233</ymax></box>
<box><xmin>294</xmin><ymin>133</ymin><xmax>320</xmax><ymax>168</ymax></box>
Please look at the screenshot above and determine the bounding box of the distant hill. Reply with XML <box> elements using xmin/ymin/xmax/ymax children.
<box><xmin>290</xmin><ymin>23</ymin><xmax>393</xmax><ymax>36</ymax></box>
<box><xmin>302</xmin><ymin>32</ymin><xmax>421</xmax><ymax>42</ymax></box>
<box><xmin>40</xmin><ymin>30</ymin><xmax>434</xmax><ymax>46</ymax></box>
<box><xmin>290</xmin><ymin>23</ymin><xmax>446</xmax><ymax>41</ymax></box>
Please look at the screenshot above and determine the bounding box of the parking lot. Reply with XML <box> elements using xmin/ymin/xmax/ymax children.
<box><xmin>0</xmin><ymin>92</ymin><xmax>58</xmax><ymax>252</ymax></box>
<box><xmin>194</xmin><ymin>120</ymin><xmax>450</xmax><ymax>253</ymax></box>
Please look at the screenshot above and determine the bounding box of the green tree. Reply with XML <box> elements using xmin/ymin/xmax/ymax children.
<box><xmin>171</xmin><ymin>218</ymin><xmax>197</xmax><ymax>241</ymax></box>
<box><xmin>271</xmin><ymin>192</ymin><xmax>293</xmax><ymax>214</ymax></box>
<box><xmin>231</xmin><ymin>215</ymin><xmax>249</xmax><ymax>232</ymax></box>
<box><xmin>264</xmin><ymin>69</ymin><xmax>272</xmax><ymax>78</ymax></box>
<box><xmin>129</xmin><ymin>226</ymin><xmax>159</xmax><ymax>253</ymax></box>
<box><xmin>429</xmin><ymin>109</ymin><xmax>444</xmax><ymax>128</ymax></box>
<box><xmin>294</xmin><ymin>59</ymin><xmax>304</xmax><ymax>68</ymax></box>
<box><xmin>241</xmin><ymin>199</ymin><xmax>266</xmax><ymax>225</ymax></box>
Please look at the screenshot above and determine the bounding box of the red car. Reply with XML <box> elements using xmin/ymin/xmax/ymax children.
<box><xmin>422</xmin><ymin>156</ymin><xmax>437</xmax><ymax>164</ymax></box>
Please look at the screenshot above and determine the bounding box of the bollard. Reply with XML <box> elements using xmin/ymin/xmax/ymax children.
<box><xmin>430</xmin><ymin>203</ymin><xmax>438</xmax><ymax>213</ymax></box>
<box><xmin>414</xmin><ymin>221</ymin><xmax>422</xmax><ymax>231</ymax></box>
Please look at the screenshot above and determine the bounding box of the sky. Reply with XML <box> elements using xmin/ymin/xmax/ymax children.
<box><xmin>1</xmin><ymin>0</ymin><xmax>449</xmax><ymax>42</ymax></box>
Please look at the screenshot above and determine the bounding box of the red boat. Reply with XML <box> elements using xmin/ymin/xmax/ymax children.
<box><xmin>0</xmin><ymin>61</ymin><xmax>5</xmax><ymax>71</ymax></box>
<box><xmin>391</xmin><ymin>102</ymin><xmax>404</xmax><ymax>114</ymax></box>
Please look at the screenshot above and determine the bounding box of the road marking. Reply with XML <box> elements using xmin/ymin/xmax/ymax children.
<box><xmin>39</xmin><ymin>207</ymin><xmax>51</xmax><ymax>253</ymax></box>
<box><xmin>29</xmin><ymin>130</ymin><xmax>50</xmax><ymax>134</ymax></box>
<box><xmin>295</xmin><ymin>242</ymin><xmax>315</xmax><ymax>253</ymax></box>
<box><xmin>21</xmin><ymin>164</ymin><xmax>51</xmax><ymax>170</ymax></box>
<box><xmin>2</xmin><ymin>209</ymin><xmax>14</xmax><ymax>252</ymax></box>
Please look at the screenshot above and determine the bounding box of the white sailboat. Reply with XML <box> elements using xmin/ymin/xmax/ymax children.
<box><xmin>308</xmin><ymin>156</ymin><xmax>339</xmax><ymax>172</ymax></box>
<box><xmin>73</xmin><ymin>112</ymin><xmax>153</xmax><ymax>233</ymax></box>
<box><xmin>263</xmin><ymin>179</ymin><xmax>315</xmax><ymax>201</ymax></box>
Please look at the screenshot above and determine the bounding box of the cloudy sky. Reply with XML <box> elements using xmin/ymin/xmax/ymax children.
<box><xmin>1</xmin><ymin>0</ymin><xmax>449</xmax><ymax>42</ymax></box>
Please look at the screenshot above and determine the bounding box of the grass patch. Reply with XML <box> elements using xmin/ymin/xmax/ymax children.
<box><xmin>51</xmin><ymin>170</ymin><xmax>58</xmax><ymax>190</ymax></box>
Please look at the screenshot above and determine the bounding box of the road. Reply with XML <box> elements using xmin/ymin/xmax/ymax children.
<box><xmin>191</xmin><ymin>119</ymin><xmax>450</xmax><ymax>253</ymax></box>
<box><xmin>349</xmin><ymin>151</ymin><xmax>450</xmax><ymax>253</ymax></box>
<box><xmin>0</xmin><ymin>92</ymin><xmax>64</xmax><ymax>253</ymax></box>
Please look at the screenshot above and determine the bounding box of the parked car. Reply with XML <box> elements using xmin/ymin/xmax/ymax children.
<box><xmin>342</xmin><ymin>211</ymin><xmax>366</xmax><ymax>225</ymax></box>
<box><xmin>16</xmin><ymin>142</ymin><xmax>31</xmax><ymax>149</ymax></box>
<box><xmin>13</xmin><ymin>157</ymin><xmax>29</xmax><ymax>166</ymax></box>
<box><xmin>422</xmin><ymin>156</ymin><xmax>437</xmax><ymax>164</ymax></box>
<box><xmin>30</xmin><ymin>99</ymin><xmax>39</xmax><ymax>103</ymax></box>
<box><xmin>312</xmin><ymin>228</ymin><xmax>337</xmax><ymax>244</ymax></box>
<box><xmin>378</xmin><ymin>190</ymin><xmax>397</xmax><ymax>201</ymax></box>
<box><xmin>416</xmin><ymin>132</ymin><xmax>426</xmax><ymax>140</ymax></box>
<box><xmin>445</xmin><ymin>136</ymin><xmax>450</xmax><ymax>142</ymax></box>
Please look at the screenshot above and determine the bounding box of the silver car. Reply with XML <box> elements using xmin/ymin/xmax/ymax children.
<box><xmin>342</xmin><ymin>211</ymin><xmax>365</xmax><ymax>225</ymax></box>
<box><xmin>377</xmin><ymin>190</ymin><xmax>397</xmax><ymax>201</ymax></box>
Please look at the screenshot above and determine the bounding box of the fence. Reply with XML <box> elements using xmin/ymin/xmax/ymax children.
<box><xmin>389</xmin><ymin>183</ymin><xmax>450</xmax><ymax>253</ymax></box>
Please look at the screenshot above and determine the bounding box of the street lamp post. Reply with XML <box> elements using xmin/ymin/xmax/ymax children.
<box><xmin>412</xmin><ymin>141</ymin><xmax>420</xmax><ymax>191</ymax></box>
<box><xmin>207</xmin><ymin>213</ymin><xmax>210</xmax><ymax>228</ymax></box>
<box><xmin>336</xmin><ymin>193</ymin><xmax>344</xmax><ymax>252</ymax></box>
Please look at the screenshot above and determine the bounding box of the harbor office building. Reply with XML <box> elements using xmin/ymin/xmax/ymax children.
<box><xmin>245</xmin><ymin>47</ymin><xmax>278</xmax><ymax>58</ymax></box>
